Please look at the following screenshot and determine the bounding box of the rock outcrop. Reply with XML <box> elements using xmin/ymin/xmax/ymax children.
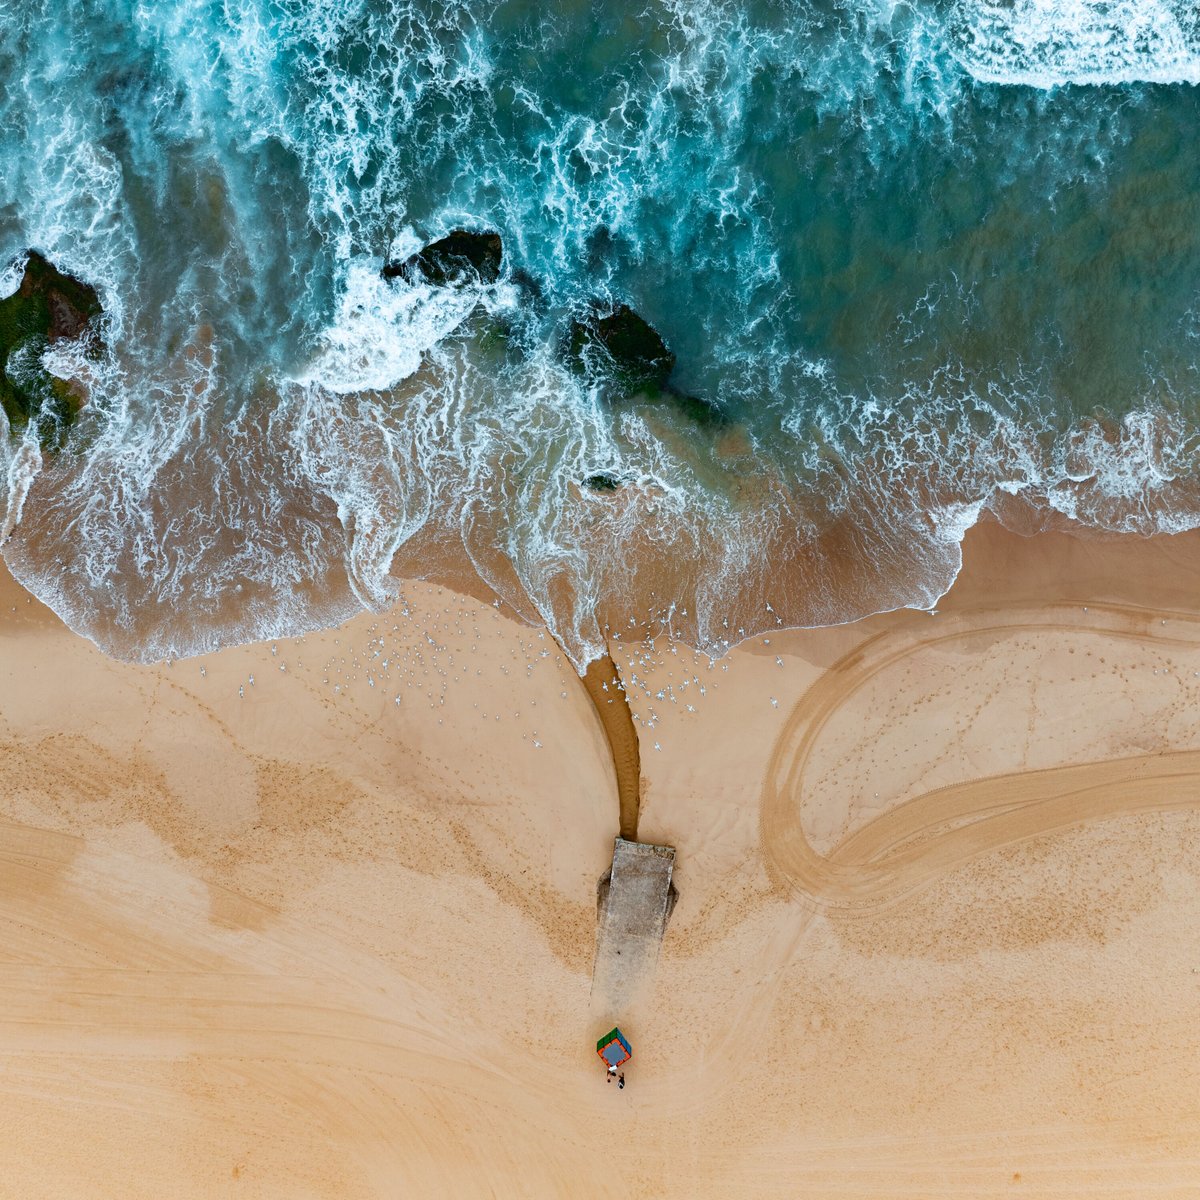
<box><xmin>582</xmin><ymin>470</ymin><xmax>624</xmax><ymax>492</ymax></box>
<box><xmin>383</xmin><ymin>230</ymin><xmax>503</xmax><ymax>287</ymax></box>
<box><xmin>568</xmin><ymin>302</ymin><xmax>724</xmax><ymax>428</ymax></box>
<box><xmin>0</xmin><ymin>250</ymin><xmax>102</xmax><ymax>450</ymax></box>
<box><xmin>567</xmin><ymin>303</ymin><xmax>675</xmax><ymax>395</ymax></box>
<box><xmin>378</xmin><ymin>237</ymin><xmax>727</xmax><ymax>432</ymax></box>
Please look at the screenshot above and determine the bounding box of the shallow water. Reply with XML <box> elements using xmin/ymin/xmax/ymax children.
<box><xmin>2</xmin><ymin>0</ymin><xmax>1200</xmax><ymax>666</ymax></box>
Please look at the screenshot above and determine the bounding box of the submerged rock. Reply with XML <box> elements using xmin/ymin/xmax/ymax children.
<box><xmin>383</xmin><ymin>230</ymin><xmax>503</xmax><ymax>287</ymax></box>
<box><xmin>664</xmin><ymin>389</ymin><xmax>725</xmax><ymax>430</ymax></box>
<box><xmin>582</xmin><ymin>470</ymin><xmax>624</xmax><ymax>492</ymax></box>
<box><xmin>0</xmin><ymin>250</ymin><xmax>102</xmax><ymax>450</ymax></box>
<box><xmin>567</xmin><ymin>303</ymin><xmax>675</xmax><ymax>395</ymax></box>
<box><xmin>568</xmin><ymin>302</ymin><xmax>725</xmax><ymax>428</ymax></box>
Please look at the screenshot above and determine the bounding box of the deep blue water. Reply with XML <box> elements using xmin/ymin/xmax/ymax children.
<box><xmin>2</xmin><ymin>0</ymin><xmax>1200</xmax><ymax>664</ymax></box>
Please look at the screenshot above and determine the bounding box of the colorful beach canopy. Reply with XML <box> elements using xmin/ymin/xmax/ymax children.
<box><xmin>597</xmin><ymin>1027</ymin><xmax>632</xmax><ymax>1068</ymax></box>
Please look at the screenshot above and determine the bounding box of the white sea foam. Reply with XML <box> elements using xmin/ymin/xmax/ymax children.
<box><xmin>0</xmin><ymin>254</ymin><xmax>25</xmax><ymax>300</ymax></box>
<box><xmin>0</xmin><ymin>436</ymin><xmax>43</xmax><ymax>548</ymax></box>
<box><xmin>1044</xmin><ymin>410</ymin><xmax>1200</xmax><ymax>532</ymax></box>
<box><xmin>953</xmin><ymin>0</ymin><xmax>1200</xmax><ymax>86</ymax></box>
<box><xmin>292</xmin><ymin>258</ymin><xmax>489</xmax><ymax>394</ymax></box>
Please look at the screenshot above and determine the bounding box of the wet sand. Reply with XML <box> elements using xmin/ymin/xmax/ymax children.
<box><xmin>3</xmin><ymin>521</ymin><xmax>1200</xmax><ymax>1195</ymax></box>
<box><xmin>582</xmin><ymin>653</ymin><xmax>641</xmax><ymax>839</ymax></box>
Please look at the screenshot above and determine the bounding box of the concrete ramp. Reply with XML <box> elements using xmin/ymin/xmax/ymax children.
<box><xmin>592</xmin><ymin>838</ymin><xmax>676</xmax><ymax>1012</ymax></box>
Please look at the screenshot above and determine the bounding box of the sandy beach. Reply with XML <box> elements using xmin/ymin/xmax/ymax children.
<box><xmin>3</xmin><ymin>520</ymin><xmax>1200</xmax><ymax>1196</ymax></box>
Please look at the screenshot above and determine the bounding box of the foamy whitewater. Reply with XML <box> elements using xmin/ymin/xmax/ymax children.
<box><xmin>2</xmin><ymin>0</ymin><xmax>1200</xmax><ymax>668</ymax></box>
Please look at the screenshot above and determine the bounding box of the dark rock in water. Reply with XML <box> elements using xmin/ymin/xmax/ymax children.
<box><xmin>566</xmin><ymin>301</ymin><xmax>726</xmax><ymax>428</ymax></box>
<box><xmin>383</xmin><ymin>230</ymin><xmax>503</xmax><ymax>286</ymax></box>
<box><xmin>0</xmin><ymin>250</ymin><xmax>102</xmax><ymax>451</ymax></box>
<box><xmin>567</xmin><ymin>303</ymin><xmax>675</xmax><ymax>395</ymax></box>
<box><xmin>582</xmin><ymin>470</ymin><xmax>624</xmax><ymax>493</ymax></box>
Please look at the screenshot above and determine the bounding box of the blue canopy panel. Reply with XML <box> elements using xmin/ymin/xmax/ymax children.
<box><xmin>597</xmin><ymin>1028</ymin><xmax>632</xmax><ymax>1067</ymax></box>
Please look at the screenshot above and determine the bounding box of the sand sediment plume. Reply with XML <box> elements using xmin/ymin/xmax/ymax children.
<box><xmin>582</xmin><ymin>652</ymin><xmax>641</xmax><ymax>839</ymax></box>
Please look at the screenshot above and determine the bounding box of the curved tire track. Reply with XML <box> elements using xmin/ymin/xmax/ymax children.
<box><xmin>762</xmin><ymin>602</ymin><xmax>1200</xmax><ymax>912</ymax></box>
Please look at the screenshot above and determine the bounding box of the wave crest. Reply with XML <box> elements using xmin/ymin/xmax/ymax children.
<box><xmin>952</xmin><ymin>0</ymin><xmax>1200</xmax><ymax>86</ymax></box>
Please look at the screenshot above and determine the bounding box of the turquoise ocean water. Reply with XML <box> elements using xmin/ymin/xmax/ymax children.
<box><xmin>2</xmin><ymin>0</ymin><xmax>1200</xmax><ymax>665</ymax></box>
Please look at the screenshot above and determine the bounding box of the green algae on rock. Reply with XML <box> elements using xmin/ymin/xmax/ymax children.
<box><xmin>0</xmin><ymin>251</ymin><xmax>102</xmax><ymax>451</ymax></box>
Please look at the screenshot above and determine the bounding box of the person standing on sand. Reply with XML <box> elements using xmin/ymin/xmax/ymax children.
<box><xmin>618</xmin><ymin>1073</ymin><xmax>625</xmax><ymax>1090</ymax></box>
<box><xmin>607</xmin><ymin>1064</ymin><xmax>617</xmax><ymax>1082</ymax></box>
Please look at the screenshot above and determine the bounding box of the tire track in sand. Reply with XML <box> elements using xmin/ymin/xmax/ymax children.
<box><xmin>761</xmin><ymin>602</ymin><xmax>1200</xmax><ymax>912</ymax></box>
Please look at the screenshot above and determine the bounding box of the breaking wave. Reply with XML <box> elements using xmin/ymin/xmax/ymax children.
<box><xmin>952</xmin><ymin>0</ymin><xmax>1200</xmax><ymax>87</ymax></box>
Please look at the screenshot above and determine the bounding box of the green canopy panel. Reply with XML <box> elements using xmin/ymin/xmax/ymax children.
<box><xmin>596</xmin><ymin>1027</ymin><xmax>632</xmax><ymax>1068</ymax></box>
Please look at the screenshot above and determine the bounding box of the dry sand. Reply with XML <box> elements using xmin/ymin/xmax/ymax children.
<box><xmin>3</xmin><ymin>521</ymin><xmax>1200</xmax><ymax>1196</ymax></box>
